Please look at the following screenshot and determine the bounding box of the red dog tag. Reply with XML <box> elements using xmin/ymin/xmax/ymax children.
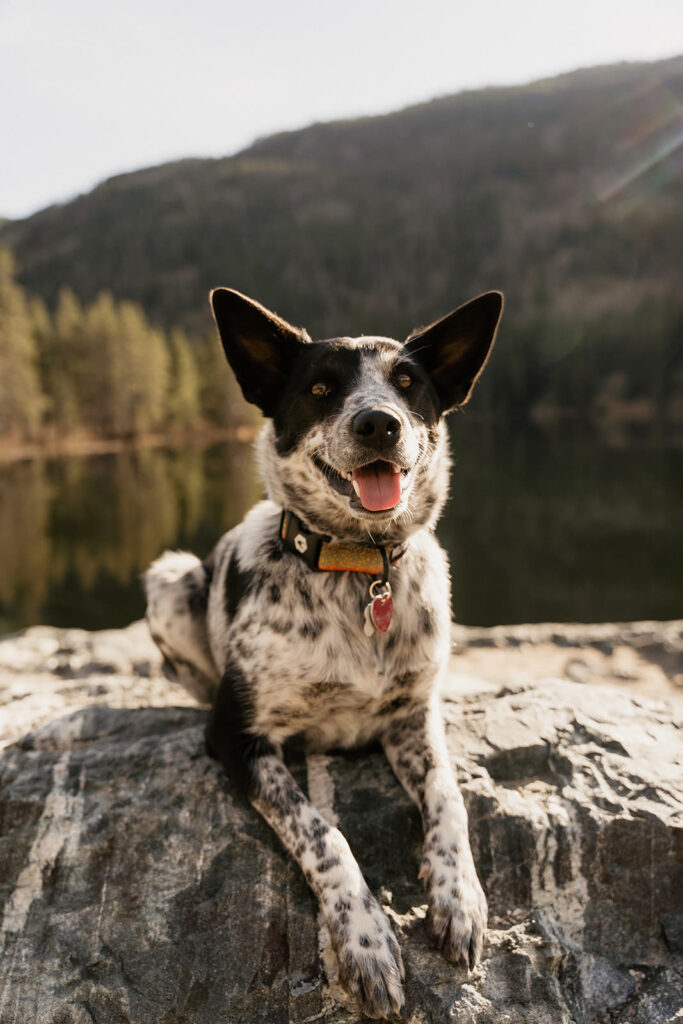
<box><xmin>371</xmin><ymin>592</ymin><xmax>393</xmax><ymax>632</ymax></box>
<box><xmin>363</xmin><ymin>581</ymin><xmax>393</xmax><ymax>635</ymax></box>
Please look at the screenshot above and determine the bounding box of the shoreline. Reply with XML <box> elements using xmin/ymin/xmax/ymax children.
<box><xmin>0</xmin><ymin>424</ymin><xmax>261</xmax><ymax>464</ymax></box>
<box><xmin>2</xmin><ymin>414</ymin><xmax>682</xmax><ymax>467</ymax></box>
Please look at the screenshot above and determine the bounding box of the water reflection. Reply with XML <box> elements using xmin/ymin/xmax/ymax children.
<box><xmin>442</xmin><ymin>418</ymin><xmax>683</xmax><ymax>624</ymax></box>
<box><xmin>0</xmin><ymin>423</ymin><xmax>680</xmax><ymax>633</ymax></box>
<box><xmin>0</xmin><ymin>442</ymin><xmax>262</xmax><ymax>633</ymax></box>
<box><xmin>0</xmin><ymin>459</ymin><xmax>52</xmax><ymax>625</ymax></box>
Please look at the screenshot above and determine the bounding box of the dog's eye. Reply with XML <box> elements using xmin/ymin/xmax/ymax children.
<box><xmin>395</xmin><ymin>372</ymin><xmax>413</xmax><ymax>390</ymax></box>
<box><xmin>311</xmin><ymin>382</ymin><xmax>332</xmax><ymax>397</ymax></box>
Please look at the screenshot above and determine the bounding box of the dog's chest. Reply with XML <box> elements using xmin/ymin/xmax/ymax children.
<box><xmin>247</xmin><ymin>579</ymin><xmax>445</xmax><ymax>747</ymax></box>
<box><xmin>208</xmin><ymin>510</ymin><xmax>451</xmax><ymax>749</ymax></box>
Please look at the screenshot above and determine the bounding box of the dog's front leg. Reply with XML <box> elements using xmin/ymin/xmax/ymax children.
<box><xmin>255</xmin><ymin>756</ymin><xmax>405</xmax><ymax>1019</ymax></box>
<box><xmin>207</xmin><ymin>697</ymin><xmax>405</xmax><ymax>1021</ymax></box>
<box><xmin>382</xmin><ymin>694</ymin><xmax>487</xmax><ymax>969</ymax></box>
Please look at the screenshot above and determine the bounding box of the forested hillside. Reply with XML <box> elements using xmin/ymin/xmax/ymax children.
<box><xmin>2</xmin><ymin>56</ymin><xmax>682</xmax><ymax>426</ymax></box>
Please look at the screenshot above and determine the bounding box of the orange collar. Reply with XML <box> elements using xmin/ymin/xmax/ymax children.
<box><xmin>280</xmin><ymin>510</ymin><xmax>407</xmax><ymax>575</ymax></box>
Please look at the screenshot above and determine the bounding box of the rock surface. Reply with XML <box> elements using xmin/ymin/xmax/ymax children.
<box><xmin>0</xmin><ymin>620</ymin><xmax>681</xmax><ymax>1024</ymax></box>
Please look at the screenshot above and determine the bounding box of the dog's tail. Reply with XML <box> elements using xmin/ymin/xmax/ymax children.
<box><xmin>144</xmin><ymin>550</ymin><xmax>219</xmax><ymax>705</ymax></box>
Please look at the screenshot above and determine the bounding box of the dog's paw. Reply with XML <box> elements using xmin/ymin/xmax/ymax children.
<box><xmin>326</xmin><ymin>889</ymin><xmax>405</xmax><ymax>1020</ymax></box>
<box><xmin>420</xmin><ymin>853</ymin><xmax>487</xmax><ymax>969</ymax></box>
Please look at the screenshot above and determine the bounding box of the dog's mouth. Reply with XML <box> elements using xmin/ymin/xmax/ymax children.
<box><xmin>312</xmin><ymin>456</ymin><xmax>409</xmax><ymax>513</ymax></box>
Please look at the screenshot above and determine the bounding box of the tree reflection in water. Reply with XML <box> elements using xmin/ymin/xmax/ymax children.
<box><xmin>0</xmin><ymin>442</ymin><xmax>262</xmax><ymax>632</ymax></box>
<box><xmin>0</xmin><ymin>422</ymin><xmax>681</xmax><ymax>632</ymax></box>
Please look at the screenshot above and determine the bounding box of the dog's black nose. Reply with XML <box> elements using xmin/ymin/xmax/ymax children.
<box><xmin>352</xmin><ymin>409</ymin><xmax>402</xmax><ymax>450</ymax></box>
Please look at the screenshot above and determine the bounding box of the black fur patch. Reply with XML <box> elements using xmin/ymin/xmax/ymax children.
<box><xmin>273</xmin><ymin>343</ymin><xmax>364</xmax><ymax>455</ymax></box>
<box><xmin>295</xmin><ymin>578</ymin><xmax>314</xmax><ymax>613</ymax></box>
<box><xmin>205</xmin><ymin>662</ymin><xmax>276</xmax><ymax>799</ymax></box>
<box><xmin>266</xmin><ymin>539</ymin><xmax>284</xmax><ymax>562</ymax></box>
<box><xmin>185</xmin><ymin>566</ymin><xmax>211</xmax><ymax>618</ymax></box>
<box><xmin>420</xmin><ymin>607</ymin><xmax>434</xmax><ymax>635</ymax></box>
<box><xmin>387</xmin><ymin>355</ymin><xmax>441</xmax><ymax>427</ymax></box>
<box><xmin>380</xmin><ymin>695</ymin><xmax>411</xmax><ymax>715</ymax></box>
<box><xmin>224</xmin><ymin>553</ymin><xmax>263</xmax><ymax>622</ymax></box>
<box><xmin>299</xmin><ymin>619</ymin><xmax>325</xmax><ymax>641</ymax></box>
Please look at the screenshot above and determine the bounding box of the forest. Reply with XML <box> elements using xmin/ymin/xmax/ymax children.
<box><xmin>0</xmin><ymin>250</ymin><xmax>257</xmax><ymax>444</ymax></box>
<box><xmin>1</xmin><ymin>55</ymin><xmax>682</xmax><ymax>442</ymax></box>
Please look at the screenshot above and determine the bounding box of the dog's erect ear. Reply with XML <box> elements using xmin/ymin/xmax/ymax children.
<box><xmin>404</xmin><ymin>292</ymin><xmax>503</xmax><ymax>412</ymax></box>
<box><xmin>210</xmin><ymin>288</ymin><xmax>309</xmax><ymax>415</ymax></box>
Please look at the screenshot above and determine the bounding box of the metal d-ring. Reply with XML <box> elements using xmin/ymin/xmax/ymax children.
<box><xmin>369</xmin><ymin>579</ymin><xmax>392</xmax><ymax>600</ymax></box>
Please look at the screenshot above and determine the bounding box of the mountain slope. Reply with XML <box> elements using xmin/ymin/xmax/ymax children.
<box><xmin>2</xmin><ymin>56</ymin><xmax>682</xmax><ymax>416</ymax></box>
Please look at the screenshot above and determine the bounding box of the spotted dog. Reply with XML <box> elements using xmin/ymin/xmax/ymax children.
<box><xmin>145</xmin><ymin>287</ymin><xmax>503</xmax><ymax>1019</ymax></box>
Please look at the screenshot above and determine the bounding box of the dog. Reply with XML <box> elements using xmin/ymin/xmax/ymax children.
<box><xmin>144</xmin><ymin>286</ymin><xmax>503</xmax><ymax>1019</ymax></box>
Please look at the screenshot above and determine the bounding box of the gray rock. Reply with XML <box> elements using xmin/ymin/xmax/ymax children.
<box><xmin>0</xmin><ymin>623</ymin><xmax>681</xmax><ymax>1023</ymax></box>
<box><xmin>451</xmin><ymin>619</ymin><xmax>683</xmax><ymax>702</ymax></box>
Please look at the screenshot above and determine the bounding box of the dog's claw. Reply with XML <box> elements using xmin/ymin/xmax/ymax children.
<box><xmin>468</xmin><ymin>934</ymin><xmax>477</xmax><ymax>971</ymax></box>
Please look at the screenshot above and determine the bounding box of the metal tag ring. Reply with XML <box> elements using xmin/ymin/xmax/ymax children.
<box><xmin>369</xmin><ymin>580</ymin><xmax>392</xmax><ymax>599</ymax></box>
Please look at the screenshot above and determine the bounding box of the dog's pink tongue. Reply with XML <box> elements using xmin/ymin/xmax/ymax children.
<box><xmin>352</xmin><ymin>462</ymin><xmax>402</xmax><ymax>511</ymax></box>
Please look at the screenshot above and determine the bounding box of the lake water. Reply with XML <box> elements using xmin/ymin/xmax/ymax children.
<box><xmin>0</xmin><ymin>419</ymin><xmax>681</xmax><ymax>634</ymax></box>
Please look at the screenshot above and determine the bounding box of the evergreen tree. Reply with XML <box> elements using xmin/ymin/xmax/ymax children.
<box><xmin>0</xmin><ymin>263</ymin><xmax>260</xmax><ymax>441</ymax></box>
<box><xmin>29</xmin><ymin>294</ymin><xmax>55</xmax><ymax>427</ymax></box>
<box><xmin>195</xmin><ymin>331</ymin><xmax>261</xmax><ymax>430</ymax></box>
<box><xmin>143</xmin><ymin>324</ymin><xmax>171</xmax><ymax>433</ymax></box>
<box><xmin>39</xmin><ymin>288</ymin><xmax>87</xmax><ymax>434</ymax></box>
<box><xmin>194</xmin><ymin>332</ymin><xmax>231</xmax><ymax>427</ymax></box>
<box><xmin>115</xmin><ymin>301</ymin><xmax>155</xmax><ymax>435</ymax></box>
<box><xmin>0</xmin><ymin>250</ymin><xmax>45</xmax><ymax>439</ymax></box>
<box><xmin>167</xmin><ymin>328</ymin><xmax>201</xmax><ymax>429</ymax></box>
<box><xmin>81</xmin><ymin>292</ymin><xmax>120</xmax><ymax>435</ymax></box>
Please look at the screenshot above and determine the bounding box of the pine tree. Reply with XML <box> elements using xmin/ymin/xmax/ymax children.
<box><xmin>39</xmin><ymin>288</ymin><xmax>87</xmax><ymax>434</ymax></box>
<box><xmin>0</xmin><ymin>250</ymin><xmax>46</xmax><ymax>439</ymax></box>
<box><xmin>142</xmin><ymin>323</ymin><xmax>171</xmax><ymax>433</ymax></box>
<box><xmin>81</xmin><ymin>292</ymin><xmax>120</xmax><ymax>435</ymax></box>
<box><xmin>29</xmin><ymin>294</ymin><xmax>55</xmax><ymax>428</ymax></box>
<box><xmin>167</xmin><ymin>328</ymin><xmax>201</xmax><ymax>430</ymax></box>
<box><xmin>110</xmin><ymin>301</ymin><xmax>170</xmax><ymax>435</ymax></box>
<box><xmin>195</xmin><ymin>331</ymin><xmax>261</xmax><ymax>430</ymax></box>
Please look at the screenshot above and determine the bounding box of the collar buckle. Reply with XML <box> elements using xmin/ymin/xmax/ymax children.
<box><xmin>280</xmin><ymin>510</ymin><xmax>324</xmax><ymax>571</ymax></box>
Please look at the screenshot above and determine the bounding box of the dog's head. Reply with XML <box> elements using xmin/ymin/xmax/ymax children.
<box><xmin>211</xmin><ymin>289</ymin><xmax>502</xmax><ymax>543</ymax></box>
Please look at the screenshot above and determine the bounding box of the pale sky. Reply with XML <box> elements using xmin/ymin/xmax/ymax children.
<box><xmin>2</xmin><ymin>0</ymin><xmax>681</xmax><ymax>219</ymax></box>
